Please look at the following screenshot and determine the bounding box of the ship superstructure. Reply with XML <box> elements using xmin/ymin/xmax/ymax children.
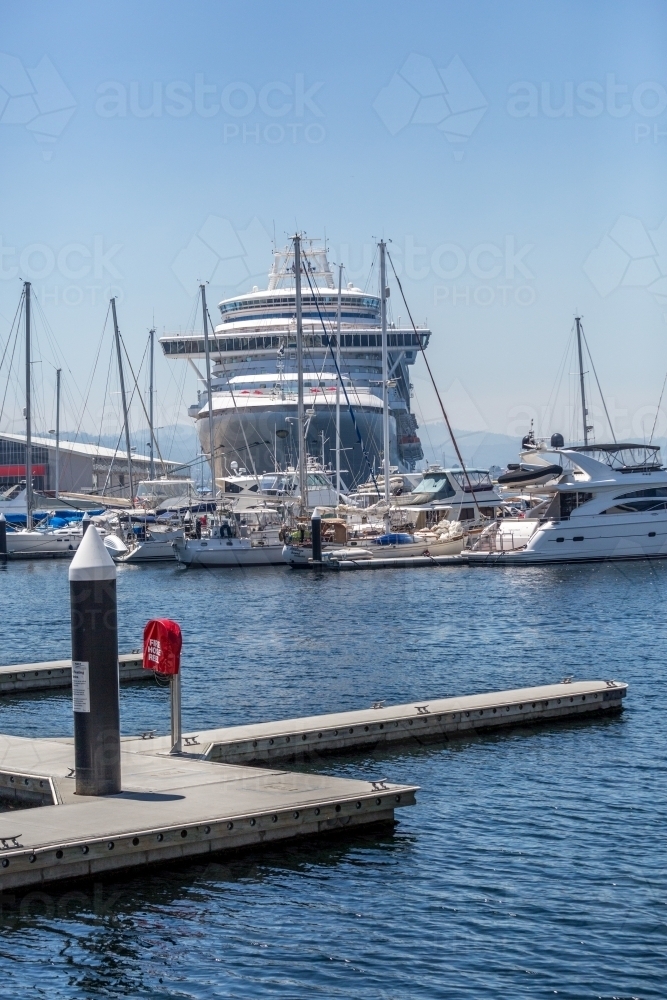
<box><xmin>160</xmin><ymin>241</ymin><xmax>431</xmax><ymax>488</ymax></box>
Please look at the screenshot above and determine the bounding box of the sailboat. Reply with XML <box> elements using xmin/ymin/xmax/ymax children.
<box><xmin>4</xmin><ymin>283</ymin><xmax>83</xmax><ymax>558</ymax></box>
<box><xmin>4</xmin><ymin>288</ymin><xmax>130</xmax><ymax>559</ymax></box>
<box><xmin>171</xmin><ymin>281</ymin><xmax>288</xmax><ymax>568</ymax></box>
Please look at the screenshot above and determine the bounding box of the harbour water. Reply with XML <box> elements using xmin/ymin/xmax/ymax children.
<box><xmin>1</xmin><ymin>559</ymin><xmax>665</xmax><ymax>999</ymax></box>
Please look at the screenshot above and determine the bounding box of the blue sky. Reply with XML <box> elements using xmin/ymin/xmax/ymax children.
<box><xmin>1</xmin><ymin>0</ymin><xmax>666</xmax><ymax>452</ymax></box>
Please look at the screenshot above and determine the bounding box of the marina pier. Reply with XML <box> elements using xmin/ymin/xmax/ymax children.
<box><xmin>174</xmin><ymin>679</ymin><xmax>627</xmax><ymax>764</ymax></box>
<box><xmin>0</xmin><ymin>678</ymin><xmax>625</xmax><ymax>891</ymax></box>
<box><xmin>0</xmin><ymin>653</ymin><xmax>147</xmax><ymax>695</ymax></box>
<box><xmin>0</xmin><ymin>731</ymin><xmax>415</xmax><ymax>890</ymax></box>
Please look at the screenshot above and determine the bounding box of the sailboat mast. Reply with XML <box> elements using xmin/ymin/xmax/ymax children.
<box><xmin>55</xmin><ymin>367</ymin><xmax>61</xmax><ymax>499</ymax></box>
<box><xmin>200</xmin><ymin>285</ymin><xmax>217</xmax><ymax>495</ymax></box>
<box><xmin>24</xmin><ymin>281</ymin><xmax>32</xmax><ymax>528</ymax></box>
<box><xmin>148</xmin><ymin>328</ymin><xmax>155</xmax><ymax>480</ymax></box>
<box><xmin>111</xmin><ymin>297</ymin><xmax>134</xmax><ymax>504</ymax></box>
<box><xmin>575</xmin><ymin>316</ymin><xmax>589</xmax><ymax>445</ymax></box>
<box><xmin>294</xmin><ymin>234</ymin><xmax>307</xmax><ymax>508</ymax></box>
<box><xmin>380</xmin><ymin>240</ymin><xmax>390</xmax><ymax>504</ymax></box>
<box><xmin>336</xmin><ymin>261</ymin><xmax>342</xmax><ymax>498</ymax></box>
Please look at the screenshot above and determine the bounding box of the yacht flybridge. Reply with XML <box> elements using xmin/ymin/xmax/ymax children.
<box><xmin>160</xmin><ymin>239</ymin><xmax>430</xmax><ymax>489</ymax></box>
<box><xmin>470</xmin><ymin>443</ymin><xmax>667</xmax><ymax>563</ymax></box>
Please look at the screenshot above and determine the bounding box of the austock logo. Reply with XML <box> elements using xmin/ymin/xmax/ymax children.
<box><xmin>171</xmin><ymin>216</ymin><xmax>272</xmax><ymax>295</ymax></box>
<box><xmin>0</xmin><ymin>53</ymin><xmax>75</xmax><ymax>159</ymax></box>
<box><xmin>583</xmin><ymin>215</ymin><xmax>667</xmax><ymax>312</ymax></box>
<box><xmin>373</xmin><ymin>53</ymin><xmax>488</xmax><ymax>159</ymax></box>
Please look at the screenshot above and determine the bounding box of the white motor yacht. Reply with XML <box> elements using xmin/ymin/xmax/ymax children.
<box><xmin>5</xmin><ymin>522</ymin><xmax>127</xmax><ymax>559</ymax></box>
<box><xmin>469</xmin><ymin>443</ymin><xmax>667</xmax><ymax>563</ymax></box>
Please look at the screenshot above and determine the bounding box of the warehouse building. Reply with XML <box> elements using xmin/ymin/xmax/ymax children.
<box><xmin>0</xmin><ymin>433</ymin><xmax>179</xmax><ymax>498</ymax></box>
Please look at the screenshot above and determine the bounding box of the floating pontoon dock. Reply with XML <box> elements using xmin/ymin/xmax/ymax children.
<box><xmin>0</xmin><ymin>678</ymin><xmax>625</xmax><ymax>890</ymax></box>
<box><xmin>0</xmin><ymin>653</ymin><xmax>147</xmax><ymax>695</ymax></box>
<box><xmin>177</xmin><ymin>678</ymin><xmax>628</xmax><ymax>764</ymax></box>
<box><xmin>0</xmin><ymin>731</ymin><xmax>415</xmax><ymax>890</ymax></box>
<box><xmin>329</xmin><ymin>553</ymin><xmax>465</xmax><ymax>570</ymax></box>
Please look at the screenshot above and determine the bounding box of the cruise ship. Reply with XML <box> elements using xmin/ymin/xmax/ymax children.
<box><xmin>160</xmin><ymin>241</ymin><xmax>431</xmax><ymax>489</ymax></box>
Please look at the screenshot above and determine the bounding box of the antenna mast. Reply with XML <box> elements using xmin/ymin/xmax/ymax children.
<box><xmin>294</xmin><ymin>234</ymin><xmax>307</xmax><ymax>508</ymax></box>
<box><xmin>575</xmin><ymin>316</ymin><xmax>590</xmax><ymax>445</ymax></box>
<box><xmin>379</xmin><ymin>240</ymin><xmax>390</xmax><ymax>504</ymax></box>
<box><xmin>111</xmin><ymin>297</ymin><xmax>134</xmax><ymax>504</ymax></box>
<box><xmin>148</xmin><ymin>328</ymin><xmax>155</xmax><ymax>480</ymax></box>
<box><xmin>336</xmin><ymin>262</ymin><xmax>342</xmax><ymax>498</ymax></box>
<box><xmin>200</xmin><ymin>284</ymin><xmax>216</xmax><ymax>494</ymax></box>
<box><xmin>25</xmin><ymin>282</ymin><xmax>32</xmax><ymax>528</ymax></box>
<box><xmin>55</xmin><ymin>367</ymin><xmax>61</xmax><ymax>498</ymax></box>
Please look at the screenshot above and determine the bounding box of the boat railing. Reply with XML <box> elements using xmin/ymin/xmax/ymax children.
<box><xmin>470</xmin><ymin>522</ymin><xmax>530</xmax><ymax>553</ymax></box>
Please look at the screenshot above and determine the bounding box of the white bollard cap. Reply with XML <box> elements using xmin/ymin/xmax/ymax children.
<box><xmin>69</xmin><ymin>523</ymin><xmax>116</xmax><ymax>582</ymax></box>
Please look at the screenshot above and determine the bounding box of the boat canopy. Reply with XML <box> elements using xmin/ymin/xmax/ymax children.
<box><xmin>565</xmin><ymin>444</ymin><xmax>662</xmax><ymax>473</ymax></box>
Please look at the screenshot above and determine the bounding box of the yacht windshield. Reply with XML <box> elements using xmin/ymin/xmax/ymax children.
<box><xmin>413</xmin><ymin>475</ymin><xmax>455</xmax><ymax>498</ymax></box>
<box><xmin>137</xmin><ymin>481</ymin><xmax>193</xmax><ymax>499</ymax></box>
<box><xmin>259</xmin><ymin>474</ymin><xmax>296</xmax><ymax>494</ymax></box>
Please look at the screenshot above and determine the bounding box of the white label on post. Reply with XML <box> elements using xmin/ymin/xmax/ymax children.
<box><xmin>72</xmin><ymin>661</ymin><xmax>90</xmax><ymax>713</ymax></box>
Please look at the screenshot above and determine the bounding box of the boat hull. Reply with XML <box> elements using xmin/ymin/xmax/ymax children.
<box><xmin>283</xmin><ymin>535</ymin><xmax>464</xmax><ymax>566</ymax></box>
<box><xmin>470</xmin><ymin>511</ymin><xmax>667</xmax><ymax>564</ymax></box>
<box><xmin>121</xmin><ymin>530</ymin><xmax>183</xmax><ymax>563</ymax></box>
<box><xmin>5</xmin><ymin>531</ymin><xmax>80</xmax><ymax>558</ymax></box>
<box><xmin>174</xmin><ymin>538</ymin><xmax>285</xmax><ymax>566</ymax></box>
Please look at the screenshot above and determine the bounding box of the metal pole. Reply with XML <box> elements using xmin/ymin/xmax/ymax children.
<box><xmin>69</xmin><ymin>522</ymin><xmax>121</xmax><ymax>795</ymax></box>
<box><xmin>336</xmin><ymin>262</ymin><xmax>342</xmax><ymax>498</ymax></box>
<box><xmin>55</xmin><ymin>367</ymin><xmax>61</xmax><ymax>498</ymax></box>
<box><xmin>311</xmin><ymin>511</ymin><xmax>322</xmax><ymax>563</ymax></box>
<box><xmin>148</xmin><ymin>328</ymin><xmax>155</xmax><ymax>480</ymax></box>
<box><xmin>294</xmin><ymin>235</ymin><xmax>307</xmax><ymax>508</ymax></box>
<box><xmin>575</xmin><ymin>316</ymin><xmax>589</xmax><ymax>445</ymax></box>
<box><xmin>25</xmin><ymin>282</ymin><xmax>32</xmax><ymax>529</ymax></box>
<box><xmin>0</xmin><ymin>512</ymin><xmax>6</xmax><ymax>560</ymax></box>
<box><xmin>111</xmin><ymin>298</ymin><xmax>134</xmax><ymax>503</ymax></box>
<box><xmin>170</xmin><ymin>672</ymin><xmax>182</xmax><ymax>754</ymax></box>
<box><xmin>200</xmin><ymin>285</ymin><xmax>216</xmax><ymax>495</ymax></box>
<box><xmin>380</xmin><ymin>241</ymin><xmax>390</xmax><ymax>504</ymax></box>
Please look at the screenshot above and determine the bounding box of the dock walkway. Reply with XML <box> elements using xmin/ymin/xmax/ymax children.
<box><xmin>0</xmin><ymin>653</ymin><xmax>147</xmax><ymax>694</ymax></box>
<box><xmin>0</xmin><ymin>679</ymin><xmax>626</xmax><ymax>891</ymax></box>
<box><xmin>186</xmin><ymin>678</ymin><xmax>628</xmax><ymax>764</ymax></box>
<box><xmin>0</xmin><ymin>731</ymin><xmax>415</xmax><ymax>891</ymax></box>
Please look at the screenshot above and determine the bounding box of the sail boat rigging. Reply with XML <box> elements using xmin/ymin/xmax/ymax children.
<box><xmin>24</xmin><ymin>281</ymin><xmax>33</xmax><ymax>529</ymax></box>
<box><xmin>111</xmin><ymin>297</ymin><xmax>134</xmax><ymax>505</ymax></box>
<box><xmin>293</xmin><ymin>233</ymin><xmax>308</xmax><ymax>509</ymax></box>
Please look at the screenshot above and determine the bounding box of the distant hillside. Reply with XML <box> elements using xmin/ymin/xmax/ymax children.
<box><xmin>58</xmin><ymin>424</ymin><xmax>199</xmax><ymax>470</ymax></box>
<box><xmin>418</xmin><ymin>424</ymin><xmax>522</xmax><ymax>470</ymax></box>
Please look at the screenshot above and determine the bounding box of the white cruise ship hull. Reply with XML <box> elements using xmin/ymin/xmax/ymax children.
<box><xmin>201</xmin><ymin>399</ymin><xmax>397</xmax><ymax>488</ymax></box>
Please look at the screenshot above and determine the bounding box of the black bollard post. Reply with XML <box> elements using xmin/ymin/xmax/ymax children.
<box><xmin>0</xmin><ymin>513</ymin><xmax>6</xmax><ymax>560</ymax></box>
<box><xmin>69</xmin><ymin>521</ymin><xmax>121</xmax><ymax>795</ymax></box>
<box><xmin>81</xmin><ymin>512</ymin><xmax>91</xmax><ymax>536</ymax></box>
<box><xmin>311</xmin><ymin>512</ymin><xmax>322</xmax><ymax>563</ymax></box>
